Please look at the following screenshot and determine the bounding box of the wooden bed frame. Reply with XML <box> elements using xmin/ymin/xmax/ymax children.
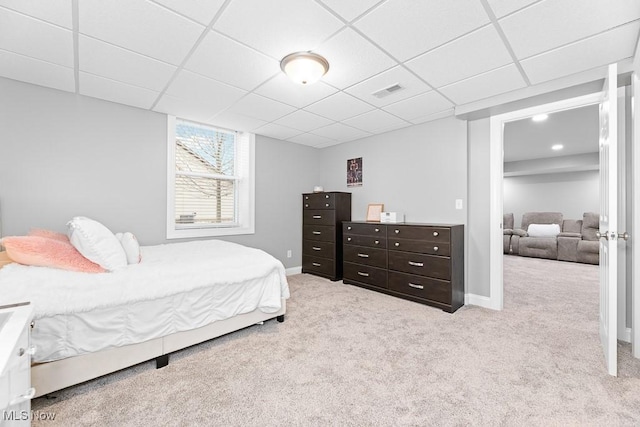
<box><xmin>31</xmin><ymin>299</ymin><xmax>286</xmax><ymax>397</ymax></box>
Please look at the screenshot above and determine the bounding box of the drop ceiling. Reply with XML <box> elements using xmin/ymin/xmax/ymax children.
<box><xmin>0</xmin><ymin>0</ymin><xmax>638</xmax><ymax>148</ymax></box>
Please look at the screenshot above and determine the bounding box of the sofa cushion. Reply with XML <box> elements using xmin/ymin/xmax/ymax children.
<box><xmin>519</xmin><ymin>236</ymin><xmax>558</xmax><ymax>260</ymax></box>
<box><xmin>562</xmin><ymin>219</ymin><xmax>582</xmax><ymax>234</ymax></box>
<box><xmin>512</xmin><ymin>229</ymin><xmax>527</xmax><ymax>237</ymax></box>
<box><xmin>503</xmin><ymin>213</ymin><xmax>514</xmax><ymax>230</ymax></box>
<box><xmin>582</xmin><ymin>213</ymin><xmax>599</xmax><ymax>241</ymax></box>
<box><xmin>577</xmin><ymin>240</ymin><xmax>599</xmax><ymax>264</ymax></box>
<box><xmin>558</xmin><ymin>236</ymin><xmax>580</xmax><ymax>262</ymax></box>
<box><xmin>520</xmin><ymin>212</ymin><xmax>563</xmax><ymax>231</ymax></box>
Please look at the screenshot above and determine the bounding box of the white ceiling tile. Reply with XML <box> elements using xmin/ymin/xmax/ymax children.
<box><xmin>374</xmin><ymin>121</ymin><xmax>413</xmax><ymax>134</ymax></box>
<box><xmin>343</xmin><ymin>109</ymin><xmax>410</xmax><ymax>133</ymax></box>
<box><xmin>312</xmin><ymin>140</ymin><xmax>343</xmax><ymax>148</ymax></box>
<box><xmin>0</xmin><ymin>50</ymin><xmax>74</xmax><ymax>92</ymax></box>
<box><xmin>311</xmin><ymin>122</ymin><xmax>371</xmax><ymax>141</ymax></box>
<box><xmin>154</xmin><ymin>93</ymin><xmax>221</xmax><ymax>123</ymax></box>
<box><xmin>438</xmin><ymin>64</ymin><xmax>527</xmax><ymax>105</ymax></box>
<box><xmin>79</xmin><ymin>36</ymin><xmax>176</xmax><ymax>92</ymax></box>
<box><xmin>486</xmin><ymin>0</ymin><xmax>538</xmax><ymax>18</ymax></box>
<box><xmin>79</xmin><ymin>72</ymin><xmax>159</xmax><ymax>109</ymax></box>
<box><xmin>0</xmin><ymin>0</ymin><xmax>72</xmax><ymax>28</ymax></box>
<box><xmin>227</xmin><ymin>93</ymin><xmax>296</xmax><ymax>122</ymax></box>
<box><xmin>382</xmin><ymin>91</ymin><xmax>454</xmax><ymax>122</ymax></box>
<box><xmin>304</xmin><ymin>92</ymin><xmax>375</xmax><ymax>121</ymax></box>
<box><xmin>79</xmin><ymin>0</ymin><xmax>204</xmax><ymax>65</ymax></box>
<box><xmin>151</xmin><ymin>0</ymin><xmax>226</xmax><ymax>25</ymax></box>
<box><xmin>354</xmin><ymin>0</ymin><xmax>489</xmax><ymax>61</ymax></box>
<box><xmin>344</xmin><ymin>66</ymin><xmax>431</xmax><ymax>107</ymax></box>
<box><xmin>185</xmin><ymin>31</ymin><xmax>279</xmax><ymax>91</ymax></box>
<box><xmin>318</xmin><ymin>28</ymin><xmax>396</xmax><ymax>89</ymax></box>
<box><xmin>410</xmin><ymin>108</ymin><xmax>455</xmax><ymax>125</ymax></box>
<box><xmin>405</xmin><ymin>25</ymin><xmax>513</xmax><ymax>88</ymax></box>
<box><xmin>318</xmin><ymin>0</ymin><xmax>383</xmax><ymax>22</ymax></box>
<box><xmin>254</xmin><ymin>123</ymin><xmax>304</xmax><ymax>141</ymax></box>
<box><xmin>274</xmin><ymin>110</ymin><xmax>334</xmax><ymax>132</ymax></box>
<box><xmin>500</xmin><ymin>0</ymin><xmax>640</xmax><ymax>59</ymax></box>
<box><xmin>255</xmin><ymin>74</ymin><xmax>337</xmax><ymax>108</ymax></box>
<box><xmin>0</xmin><ymin>7</ymin><xmax>72</xmax><ymax>67</ymax></box>
<box><xmin>522</xmin><ymin>21</ymin><xmax>640</xmax><ymax>85</ymax></box>
<box><xmin>164</xmin><ymin>70</ymin><xmax>247</xmax><ymax>117</ymax></box>
<box><xmin>287</xmin><ymin>132</ymin><xmax>336</xmax><ymax>147</ymax></box>
<box><xmin>213</xmin><ymin>0</ymin><xmax>343</xmax><ymax>59</ymax></box>
<box><xmin>209</xmin><ymin>111</ymin><xmax>267</xmax><ymax>132</ymax></box>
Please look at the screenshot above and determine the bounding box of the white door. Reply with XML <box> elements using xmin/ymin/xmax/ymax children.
<box><xmin>599</xmin><ymin>63</ymin><xmax>618</xmax><ymax>376</ymax></box>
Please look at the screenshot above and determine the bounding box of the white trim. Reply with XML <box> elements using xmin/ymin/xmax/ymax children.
<box><xmin>620</xmin><ymin>327</ymin><xmax>632</xmax><ymax>343</ymax></box>
<box><xmin>489</xmin><ymin>92</ymin><xmax>603</xmax><ymax>311</ymax></box>
<box><xmin>633</xmin><ymin>69</ymin><xmax>640</xmax><ymax>358</ymax></box>
<box><xmin>166</xmin><ymin>117</ymin><xmax>255</xmax><ymax>239</ymax></box>
<box><xmin>464</xmin><ymin>293</ymin><xmax>494</xmax><ymax>309</ymax></box>
<box><xmin>286</xmin><ymin>266</ymin><xmax>302</xmax><ymax>276</ymax></box>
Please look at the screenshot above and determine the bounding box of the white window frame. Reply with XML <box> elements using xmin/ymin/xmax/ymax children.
<box><xmin>166</xmin><ymin>116</ymin><xmax>255</xmax><ymax>239</ymax></box>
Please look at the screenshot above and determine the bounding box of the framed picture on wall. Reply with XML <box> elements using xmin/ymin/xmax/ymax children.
<box><xmin>366</xmin><ymin>204</ymin><xmax>384</xmax><ymax>222</ymax></box>
<box><xmin>347</xmin><ymin>157</ymin><xmax>363</xmax><ymax>187</ymax></box>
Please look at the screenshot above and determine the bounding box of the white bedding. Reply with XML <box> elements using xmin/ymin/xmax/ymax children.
<box><xmin>0</xmin><ymin>240</ymin><xmax>290</xmax><ymax>362</ymax></box>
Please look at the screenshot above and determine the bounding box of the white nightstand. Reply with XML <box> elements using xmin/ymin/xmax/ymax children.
<box><xmin>0</xmin><ymin>303</ymin><xmax>35</xmax><ymax>427</ymax></box>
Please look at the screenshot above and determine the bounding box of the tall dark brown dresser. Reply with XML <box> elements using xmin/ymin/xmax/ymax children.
<box><xmin>302</xmin><ymin>192</ymin><xmax>351</xmax><ymax>281</ymax></box>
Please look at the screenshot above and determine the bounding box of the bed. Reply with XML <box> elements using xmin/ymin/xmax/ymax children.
<box><xmin>0</xmin><ymin>239</ymin><xmax>289</xmax><ymax>397</ymax></box>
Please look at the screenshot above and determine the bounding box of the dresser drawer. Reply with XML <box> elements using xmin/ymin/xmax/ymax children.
<box><xmin>303</xmin><ymin>240</ymin><xmax>335</xmax><ymax>258</ymax></box>
<box><xmin>388</xmin><ymin>239</ymin><xmax>450</xmax><ymax>256</ymax></box>
<box><xmin>388</xmin><ymin>271</ymin><xmax>451</xmax><ymax>304</ymax></box>
<box><xmin>344</xmin><ymin>234</ymin><xmax>387</xmax><ymax>249</ymax></box>
<box><xmin>343</xmin><ymin>222</ymin><xmax>385</xmax><ymax>237</ymax></box>
<box><xmin>303</xmin><ymin>255</ymin><xmax>335</xmax><ymax>277</ymax></box>
<box><xmin>303</xmin><ymin>225</ymin><xmax>335</xmax><ymax>242</ymax></box>
<box><xmin>303</xmin><ymin>210</ymin><xmax>335</xmax><ymax>226</ymax></box>
<box><xmin>303</xmin><ymin>193</ymin><xmax>336</xmax><ymax>209</ymax></box>
<box><xmin>343</xmin><ymin>263</ymin><xmax>387</xmax><ymax>289</ymax></box>
<box><xmin>343</xmin><ymin>245</ymin><xmax>387</xmax><ymax>268</ymax></box>
<box><xmin>388</xmin><ymin>250</ymin><xmax>450</xmax><ymax>280</ymax></box>
<box><xmin>387</xmin><ymin>225</ymin><xmax>450</xmax><ymax>243</ymax></box>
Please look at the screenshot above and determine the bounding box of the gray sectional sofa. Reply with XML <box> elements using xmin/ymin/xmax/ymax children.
<box><xmin>503</xmin><ymin>212</ymin><xmax>599</xmax><ymax>265</ymax></box>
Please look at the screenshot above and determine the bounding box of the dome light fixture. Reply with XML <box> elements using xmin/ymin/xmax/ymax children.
<box><xmin>280</xmin><ymin>52</ymin><xmax>329</xmax><ymax>85</ymax></box>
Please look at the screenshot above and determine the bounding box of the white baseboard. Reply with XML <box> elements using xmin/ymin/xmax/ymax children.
<box><xmin>285</xmin><ymin>266</ymin><xmax>302</xmax><ymax>276</ymax></box>
<box><xmin>620</xmin><ymin>327</ymin><xmax>632</xmax><ymax>343</ymax></box>
<box><xmin>465</xmin><ymin>293</ymin><xmax>494</xmax><ymax>309</ymax></box>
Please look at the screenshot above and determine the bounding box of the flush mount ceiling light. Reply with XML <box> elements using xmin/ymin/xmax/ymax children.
<box><xmin>551</xmin><ymin>144</ymin><xmax>564</xmax><ymax>151</ymax></box>
<box><xmin>532</xmin><ymin>114</ymin><xmax>549</xmax><ymax>122</ymax></box>
<box><xmin>280</xmin><ymin>52</ymin><xmax>329</xmax><ymax>85</ymax></box>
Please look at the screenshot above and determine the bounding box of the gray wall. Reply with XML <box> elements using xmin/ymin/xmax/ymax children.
<box><xmin>0</xmin><ymin>77</ymin><xmax>318</xmax><ymax>268</ymax></box>
<box><xmin>318</xmin><ymin>117</ymin><xmax>468</xmax><ymax>225</ymax></box>
<box><xmin>504</xmin><ymin>170</ymin><xmax>600</xmax><ymax>228</ymax></box>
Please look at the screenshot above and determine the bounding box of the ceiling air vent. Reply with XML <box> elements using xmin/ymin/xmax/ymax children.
<box><xmin>372</xmin><ymin>83</ymin><xmax>404</xmax><ymax>99</ymax></box>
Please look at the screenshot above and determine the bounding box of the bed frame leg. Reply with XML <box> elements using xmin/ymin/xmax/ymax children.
<box><xmin>156</xmin><ymin>354</ymin><xmax>169</xmax><ymax>369</ymax></box>
<box><xmin>276</xmin><ymin>315</ymin><xmax>285</xmax><ymax>323</ymax></box>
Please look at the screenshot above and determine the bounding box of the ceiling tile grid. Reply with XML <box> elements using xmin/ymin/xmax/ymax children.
<box><xmin>1</xmin><ymin>0</ymin><xmax>639</xmax><ymax>146</ymax></box>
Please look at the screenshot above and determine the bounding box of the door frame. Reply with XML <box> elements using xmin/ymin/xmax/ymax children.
<box><xmin>488</xmin><ymin>92</ymin><xmax>603</xmax><ymax>310</ymax></box>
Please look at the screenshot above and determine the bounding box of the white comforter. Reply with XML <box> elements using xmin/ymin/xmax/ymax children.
<box><xmin>0</xmin><ymin>239</ymin><xmax>290</xmax><ymax>319</ymax></box>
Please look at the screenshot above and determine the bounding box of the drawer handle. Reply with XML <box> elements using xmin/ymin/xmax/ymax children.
<box><xmin>325</xmin><ymin>203</ymin><xmax>330</xmax><ymax>207</ymax></box>
<box><xmin>375</xmin><ymin>228</ymin><xmax>380</xmax><ymax>232</ymax></box>
<box><xmin>408</xmin><ymin>261</ymin><xmax>424</xmax><ymax>267</ymax></box>
<box><xmin>433</xmin><ymin>231</ymin><xmax>439</xmax><ymax>237</ymax></box>
<box><xmin>408</xmin><ymin>283</ymin><xmax>424</xmax><ymax>290</ymax></box>
<box><xmin>312</xmin><ymin>231</ymin><xmax>321</xmax><ymax>235</ymax></box>
<box><xmin>9</xmin><ymin>388</ymin><xmax>36</xmax><ymax>406</ymax></box>
<box><xmin>357</xmin><ymin>253</ymin><xmax>369</xmax><ymax>258</ymax></box>
<box><xmin>305</xmin><ymin>204</ymin><xmax>309</xmax><ymax>208</ymax></box>
<box><xmin>312</xmin><ymin>262</ymin><xmax>321</xmax><ymax>267</ymax></box>
<box><xmin>313</xmin><ymin>215</ymin><xmax>322</xmax><ymax>219</ymax></box>
<box><xmin>433</xmin><ymin>246</ymin><xmax>439</xmax><ymax>251</ymax></box>
<box><xmin>395</xmin><ymin>242</ymin><xmax>400</xmax><ymax>247</ymax></box>
<box><xmin>305</xmin><ymin>196</ymin><xmax>309</xmax><ymax>200</ymax></box>
<box><xmin>357</xmin><ymin>271</ymin><xmax>370</xmax><ymax>277</ymax></box>
<box><xmin>347</xmin><ymin>237</ymin><xmax>352</xmax><ymax>241</ymax></box>
<box><xmin>347</xmin><ymin>226</ymin><xmax>352</xmax><ymax>230</ymax></box>
<box><xmin>375</xmin><ymin>240</ymin><xmax>379</xmax><ymax>244</ymax></box>
<box><xmin>325</xmin><ymin>194</ymin><xmax>329</xmax><ymax>198</ymax></box>
<box><xmin>312</xmin><ymin>247</ymin><xmax>322</xmax><ymax>251</ymax></box>
<box><xmin>395</xmin><ymin>229</ymin><xmax>399</xmax><ymax>234</ymax></box>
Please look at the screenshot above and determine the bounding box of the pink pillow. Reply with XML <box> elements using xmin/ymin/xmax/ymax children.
<box><xmin>28</xmin><ymin>228</ymin><xmax>70</xmax><ymax>242</ymax></box>
<box><xmin>2</xmin><ymin>236</ymin><xmax>105</xmax><ymax>273</ymax></box>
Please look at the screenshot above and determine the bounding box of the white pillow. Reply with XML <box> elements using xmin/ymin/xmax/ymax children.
<box><xmin>67</xmin><ymin>217</ymin><xmax>127</xmax><ymax>271</ymax></box>
<box><xmin>115</xmin><ymin>232</ymin><xmax>141</xmax><ymax>265</ymax></box>
<box><xmin>527</xmin><ymin>223</ymin><xmax>561</xmax><ymax>238</ymax></box>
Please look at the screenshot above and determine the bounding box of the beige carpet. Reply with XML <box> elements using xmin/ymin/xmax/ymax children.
<box><xmin>31</xmin><ymin>255</ymin><xmax>640</xmax><ymax>426</ymax></box>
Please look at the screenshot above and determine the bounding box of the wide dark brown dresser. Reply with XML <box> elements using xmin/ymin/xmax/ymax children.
<box><xmin>342</xmin><ymin>221</ymin><xmax>464</xmax><ymax>313</ymax></box>
<box><xmin>302</xmin><ymin>192</ymin><xmax>351</xmax><ymax>281</ymax></box>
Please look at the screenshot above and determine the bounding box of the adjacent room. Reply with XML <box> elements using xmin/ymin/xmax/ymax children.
<box><xmin>1</xmin><ymin>0</ymin><xmax>640</xmax><ymax>425</ymax></box>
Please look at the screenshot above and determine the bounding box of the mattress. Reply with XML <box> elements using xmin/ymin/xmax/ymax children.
<box><xmin>0</xmin><ymin>240</ymin><xmax>289</xmax><ymax>363</ymax></box>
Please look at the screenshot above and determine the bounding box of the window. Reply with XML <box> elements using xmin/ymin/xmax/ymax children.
<box><xmin>167</xmin><ymin>117</ymin><xmax>254</xmax><ymax>239</ymax></box>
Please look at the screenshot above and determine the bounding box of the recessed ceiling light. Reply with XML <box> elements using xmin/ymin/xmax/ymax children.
<box><xmin>280</xmin><ymin>52</ymin><xmax>329</xmax><ymax>85</ymax></box>
<box><xmin>552</xmin><ymin>144</ymin><xmax>564</xmax><ymax>151</ymax></box>
<box><xmin>532</xmin><ymin>114</ymin><xmax>548</xmax><ymax>122</ymax></box>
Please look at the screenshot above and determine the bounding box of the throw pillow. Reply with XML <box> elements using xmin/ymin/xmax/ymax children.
<box><xmin>527</xmin><ymin>223</ymin><xmax>561</xmax><ymax>238</ymax></box>
<box><xmin>28</xmin><ymin>228</ymin><xmax>70</xmax><ymax>242</ymax></box>
<box><xmin>67</xmin><ymin>217</ymin><xmax>127</xmax><ymax>271</ymax></box>
<box><xmin>115</xmin><ymin>232</ymin><xmax>142</xmax><ymax>264</ymax></box>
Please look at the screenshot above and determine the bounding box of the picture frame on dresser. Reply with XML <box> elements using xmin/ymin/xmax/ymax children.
<box><xmin>366</xmin><ymin>204</ymin><xmax>384</xmax><ymax>222</ymax></box>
